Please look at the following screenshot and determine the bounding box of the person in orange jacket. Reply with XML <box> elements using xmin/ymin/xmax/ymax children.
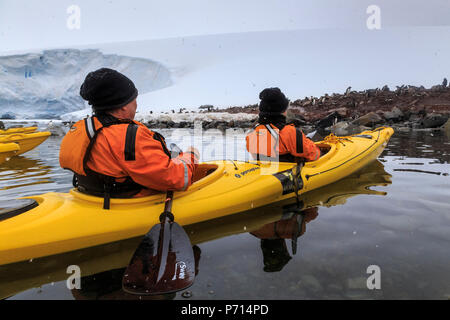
<box><xmin>246</xmin><ymin>87</ymin><xmax>320</xmax><ymax>163</ymax></box>
<box><xmin>60</xmin><ymin>68</ymin><xmax>199</xmax><ymax>209</ymax></box>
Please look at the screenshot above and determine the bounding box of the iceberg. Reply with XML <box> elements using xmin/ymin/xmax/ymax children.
<box><xmin>0</xmin><ymin>49</ymin><xmax>172</xmax><ymax>119</ymax></box>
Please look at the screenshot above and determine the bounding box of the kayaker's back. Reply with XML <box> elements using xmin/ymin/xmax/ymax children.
<box><xmin>246</xmin><ymin>123</ymin><xmax>321</xmax><ymax>163</ymax></box>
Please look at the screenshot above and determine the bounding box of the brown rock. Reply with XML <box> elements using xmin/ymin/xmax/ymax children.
<box><xmin>352</xmin><ymin>112</ymin><xmax>383</xmax><ymax>126</ymax></box>
<box><xmin>383</xmin><ymin>107</ymin><xmax>404</xmax><ymax>121</ymax></box>
<box><xmin>443</xmin><ymin>119</ymin><xmax>450</xmax><ymax>139</ymax></box>
<box><xmin>422</xmin><ymin>113</ymin><xmax>448</xmax><ymax>128</ymax></box>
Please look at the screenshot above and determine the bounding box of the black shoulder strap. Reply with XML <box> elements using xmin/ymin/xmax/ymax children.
<box><xmin>152</xmin><ymin>131</ymin><xmax>172</xmax><ymax>158</ymax></box>
<box><xmin>97</xmin><ymin>114</ymin><xmax>128</xmax><ymax>127</ymax></box>
<box><xmin>295</xmin><ymin>128</ymin><xmax>304</xmax><ymax>154</ymax></box>
<box><xmin>125</xmin><ymin>123</ymin><xmax>139</xmax><ymax>161</ymax></box>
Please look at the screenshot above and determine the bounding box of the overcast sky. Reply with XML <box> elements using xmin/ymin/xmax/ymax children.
<box><xmin>1</xmin><ymin>0</ymin><xmax>449</xmax><ymax>53</ymax></box>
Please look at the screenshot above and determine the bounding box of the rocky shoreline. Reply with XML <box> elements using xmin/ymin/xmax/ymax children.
<box><xmin>2</xmin><ymin>81</ymin><xmax>450</xmax><ymax>137</ymax></box>
<box><xmin>145</xmin><ymin>81</ymin><xmax>450</xmax><ymax>136</ymax></box>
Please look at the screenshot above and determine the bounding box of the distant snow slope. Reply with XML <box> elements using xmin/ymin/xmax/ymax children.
<box><xmin>0</xmin><ymin>49</ymin><xmax>172</xmax><ymax>119</ymax></box>
<box><xmin>2</xmin><ymin>28</ymin><xmax>450</xmax><ymax>121</ymax></box>
<box><xmin>89</xmin><ymin>28</ymin><xmax>450</xmax><ymax>118</ymax></box>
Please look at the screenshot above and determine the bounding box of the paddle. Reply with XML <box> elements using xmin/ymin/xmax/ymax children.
<box><xmin>291</xmin><ymin>162</ymin><xmax>304</xmax><ymax>208</ymax></box>
<box><xmin>281</xmin><ymin>203</ymin><xmax>305</xmax><ymax>256</ymax></box>
<box><xmin>305</xmin><ymin>130</ymin><xmax>317</xmax><ymax>140</ymax></box>
<box><xmin>287</xmin><ymin>160</ymin><xmax>305</xmax><ymax>255</ymax></box>
<box><xmin>122</xmin><ymin>191</ymin><xmax>195</xmax><ymax>295</ymax></box>
<box><xmin>290</xmin><ymin>212</ymin><xmax>305</xmax><ymax>255</ymax></box>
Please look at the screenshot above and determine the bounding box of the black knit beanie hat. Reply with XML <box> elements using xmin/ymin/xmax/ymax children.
<box><xmin>80</xmin><ymin>68</ymin><xmax>138</xmax><ymax>112</ymax></box>
<box><xmin>259</xmin><ymin>87</ymin><xmax>289</xmax><ymax>115</ymax></box>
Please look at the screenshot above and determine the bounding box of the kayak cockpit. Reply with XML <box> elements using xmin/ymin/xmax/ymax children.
<box><xmin>0</xmin><ymin>199</ymin><xmax>38</xmax><ymax>222</ymax></box>
<box><xmin>317</xmin><ymin>144</ymin><xmax>331</xmax><ymax>157</ymax></box>
<box><xmin>68</xmin><ymin>161</ymin><xmax>226</xmax><ymax>206</ymax></box>
<box><xmin>192</xmin><ymin>163</ymin><xmax>220</xmax><ymax>183</ymax></box>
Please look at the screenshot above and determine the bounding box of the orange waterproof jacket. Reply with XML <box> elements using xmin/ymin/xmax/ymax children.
<box><xmin>60</xmin><ymin>115</ymin><xmax>198</xmax><ymax>203</ymax></box>
<box><xmin>246</xmin><ymin>123</ymin><xmax>320</xmax><ymax>162</ymax></box>
<box><xmin>86</xmin><ymin>121</ymin><xmax>197</xmax><ymax>193</ymax></box>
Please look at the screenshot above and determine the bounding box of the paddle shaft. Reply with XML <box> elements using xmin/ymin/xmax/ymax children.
<box><xmin>159</xmin><ymin>191</ymin><xmax>174</xmax><ymax>222</ymax></box>
<box><xmin>156</xmin><ymin>191</ymin><xmax>174</xmax><ymax>282</ymax></box>
<box><xmin>165</xmin><ymin>191</ymin><xmax>174</xmax><ymax>213</ymax></box>
<box><xmin>293</xmin><ymin>162</ymin><xmax>304</xmax><ymax>208</ymax></box>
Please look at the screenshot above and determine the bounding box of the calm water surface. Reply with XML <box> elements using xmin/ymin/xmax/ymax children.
<box><xmin>0</xmin><ymin>127</ymin><xmax>449</xmax><ymax>300</ymax></box>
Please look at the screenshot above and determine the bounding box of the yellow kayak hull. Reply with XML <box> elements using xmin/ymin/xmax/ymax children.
<box><xmin>0</xmin><ymin>127</ymin><xmax>37</xmax><ymax>135</ymax></box>
<box><xmin>0</xmin><ymin>143</ymin><xmax>20</xmax><ymax>165</ymax></box>
<box><xmin>0</xmin><ymin>159</ymin><xmax>392</xmax><ymax>299</ymax></box>
<box><xmin>0</xmin><ymin>127</ymin><xmax>394</xmax><ymax>265</ymax></box>
<box><xmin>0</xmin><ymin>131</ymin><xmax>51</xmax><ymax>155</ymax></box>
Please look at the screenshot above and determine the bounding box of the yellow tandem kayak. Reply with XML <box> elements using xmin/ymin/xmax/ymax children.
<box><xmin>0</xmin><ymin>126</ymin><xmax>37</xmax><ymax>135</ymax></box>
<box><xmin>0</xmin><ymin>131</ymin><xmax>51</xmax><ymax>155</ymax></box>
<box><xmin>0</xmin><ymin>159</ymin><xmax>392</xmax><ymax>299</ymax></box>
<box><xmin>0</xmin><ymin>143</ymin><xmax>20</xmax><ymax>165</ymax></box>
<box><xmin>0</xmin><ymin>127</ymin><xmax>394</xmax><ymax>265</ymax></box>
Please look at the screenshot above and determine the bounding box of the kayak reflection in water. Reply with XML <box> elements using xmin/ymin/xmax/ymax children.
<box><xmin>250</xmin><ymin>207</ymin><xmax>318</xmax><ymax>272</ymax></box>
<box><xmin>71</xmin><ymin>245</ymin><xmax>201</xmax><ymax>300</ymax></box>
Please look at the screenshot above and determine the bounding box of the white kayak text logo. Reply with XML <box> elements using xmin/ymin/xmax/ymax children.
<box><xmin>172</xmin><ymin>261</ymin><xmax>187</xmax><ymax>280</ymax></box>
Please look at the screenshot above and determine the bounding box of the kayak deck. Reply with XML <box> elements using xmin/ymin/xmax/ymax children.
<box><xmin>0</xmin><ymin>127</ymin><xmax>37</xmax><ymax>135</ymax></box>
<box><xmin>0</xmin><ymin>131</ymin><xmax>51</xmax><ymax>155</ymax></box>
<box><xmin>297</xmin><ymin>127</ymin><xmax>393</xmax><ymax>192</ymax></box>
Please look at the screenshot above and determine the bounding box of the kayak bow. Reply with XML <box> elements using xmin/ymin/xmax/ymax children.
<box><xmin>0</xmin><ymin>127</ymin><xmax>37</xmax><ymax>135</ymax></box>
<box><xmin>0</xmin><ymin>131</ymin><xmax>51</xmax><ymax>155</ymax></box>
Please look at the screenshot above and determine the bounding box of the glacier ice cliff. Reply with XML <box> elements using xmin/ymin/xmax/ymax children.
<box><xmin>0</xmin><ymin>49</ymin><xmax>172</xmax><ymax>119</ymax></box>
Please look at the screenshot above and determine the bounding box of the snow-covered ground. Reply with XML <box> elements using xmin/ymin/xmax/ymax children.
<box><xmin>1</xmin><ymin>27</ymin><xmax>450</xmax><ymax>121</ymax></box>
<box><xmin>60</xmin><ymin>109</ymin><xmax>257</xmax><ymax>124</ymax></box>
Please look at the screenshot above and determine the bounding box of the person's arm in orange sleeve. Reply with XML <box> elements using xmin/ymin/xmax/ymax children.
<box><xmin>300</xmin><ymin>133</ymin><xmax>321</xmax><ymax>162</ymax></box>
<box><xmin>284</xmin><ymin>126</ymin><xmax>320</xmax><ymax>162</ymax></box>
<box><xmin>120</xmin><ymin>127</ymin><xmax>198</xmax><ymax>191</ymax></box>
